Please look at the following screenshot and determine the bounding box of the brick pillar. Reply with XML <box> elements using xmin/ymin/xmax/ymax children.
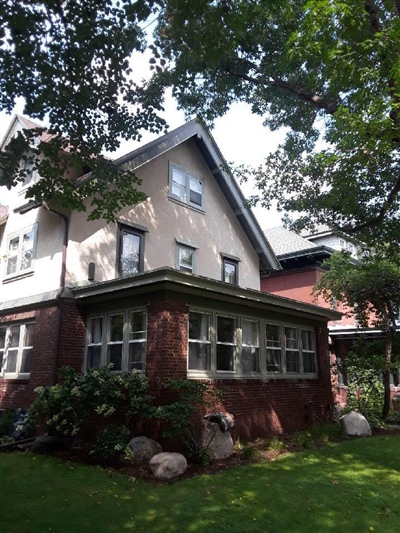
<box><xmin>146</xmin><ymin>299</ymin><xmax>189</xmax><ymax>395</ymax></box>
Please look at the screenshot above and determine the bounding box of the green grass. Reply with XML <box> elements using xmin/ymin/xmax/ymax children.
<box><xmin>1</xmin><ymin>435</ymin><xmax>400</xmax><ymax>532</ymax></box>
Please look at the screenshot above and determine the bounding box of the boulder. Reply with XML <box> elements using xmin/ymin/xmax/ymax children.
<box><xmin>31</xmin><ymin>435</ymin><xmax>70</xmax><ymax>454</ymax></box>
<box><xmin>203</xmin><ymin>421</ymin><xmax>234</xmax><ymax>459</ymax></box>
<box><xmin>127</xmin><ymin>436</ymin><xmax>162</xmax><ymax>465</ymax></box>
<box><xmin>149</xmin><ymin>452</ymin><xmax>188</xmax><ymax>480</ymax></box>
<box><xmin>340</xmin><ymin>410</ymin><xmax>372</xmax><ymax>437</ymax></box>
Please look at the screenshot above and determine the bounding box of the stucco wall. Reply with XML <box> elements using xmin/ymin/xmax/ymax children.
<box><xmin>66</xmin><ymin>139</ymin><xmax>261</xmax><ymax>289</ymax></box>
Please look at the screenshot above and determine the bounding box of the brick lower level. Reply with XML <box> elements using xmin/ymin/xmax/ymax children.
<box><xmin>1</xmin><ymin>295</ymin><xmax>334</xmax><ymax>440</ymax></box>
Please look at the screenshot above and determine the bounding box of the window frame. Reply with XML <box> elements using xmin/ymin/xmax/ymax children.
<box><xmin>117</xmin><ymin>223</ymin><xmax>145</xmax><ymax>278</ymax></box>
<box><xmin>168</xmin><ymin>161</ymin><xmax>204</xmax><ymax>211</ymax></box>
<box><xmin>176</xmin><ymin>240</ymin><xmax>197</xmax><ymax>273</ymax></box>
<box><xmin>221</xmin><ymin>254</ymin><xmax>240</xmax><ymax>285</ymax></box>
<box><xmin>4</xmin><ymin>224</ymin><xmax>38</xmax><ymax>280</ymax></box>
<box><xmin>0</xmin><ymin>322</ymin><xmax>35</xmax><ymax>379</ymax></box>
<box><xmin>188</xmin><ymin>310</ymin><xmax>318</xmax><ymax>380</ymax></box>
<box><xmin>85</xmin><ymin>309</ymin><xmax>147</xmax><ymax>373</ymax></box>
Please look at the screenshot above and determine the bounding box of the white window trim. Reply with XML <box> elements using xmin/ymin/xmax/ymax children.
<box><xmin>188</xmin><ymin>309</ymin><xmax>318</xmax><ymax>380</ymax></box>
<box><xmin>3</xmin><ymin>223</ymin><xmax>38</xmax><ymax>281</ymax></box>
<box><xmin>176</xmin><ymin>241</ymin><xmax>197</xmax><ymax>273</ymax></box>
<box><xmin>168</xmin><ymin>161</ymin><xmax>205</xmax><ymax>211</ymax></box>
<box><xmin>85</xmin><ymin>309</ymin><xmax>147</xmax><ymax>373</ymax></box>
<box><xmin>0</xmin><ymin>322</ymin><xmax>34</xmax><ymax>379</ymax></box>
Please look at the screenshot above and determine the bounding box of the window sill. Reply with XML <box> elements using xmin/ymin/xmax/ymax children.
<box><xmin>2</xmin><ymin>270</ymin><xmax>34</xmax><ymax>284</ymax></box>
<box><xmin>0</xmin><ymin>376</ymin><xmax>30</xmax><ymax>382</ymax></box>
<box><xmin>168</xmin><ymin>196</ymin><xmax>205</xmax><ymax>214</ymax></box>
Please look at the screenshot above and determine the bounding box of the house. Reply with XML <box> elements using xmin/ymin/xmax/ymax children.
<box><xmin>262</xmin><ymin>226</ymin><xmax>400</xmax><ymax>407</ymax></box>
<box><xmin>0</xmin><ymin>116</ymin><xmax>340</xmax><ymax>440</ymax></box>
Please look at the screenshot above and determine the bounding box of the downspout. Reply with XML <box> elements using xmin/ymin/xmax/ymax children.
<box><xmin>42</xmin><ymin>202</ymin><xmax>69</xmax><ymax>384</ymax></box>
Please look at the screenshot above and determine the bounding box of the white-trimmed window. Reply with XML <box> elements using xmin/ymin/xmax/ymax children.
<box><xmin>222</xmin><ymin>256</ymin><xmax>239</xmax><ymax>285</ymax></box>
<box><xmin>118</xmin><ymin>225</ymin><xmax>144</xmax><ymax>277</ymax></box>
<box><xmin>188</xmin><ymin>310</ymin><xmax>318</xmax><ymax>379</ymax></box>
<box><xmin>176</xmin><ymin>244</ymin><xmax>196</xmax><ymax>273</ymax></box>
<box><xmin>169</xmin><ymin>162</ymin><xmax>204</xmax><ymax>209</ymax></box>
<box><xmin>86</xmin><ymin>310</ymin><xmax>147</xmax><ymax>372</ymax></box>
<box><xmin>241</xmin><ymin>319</ymin><xmax>260</xmax><ymax>373</ymax></box>
<box><xmin>188</xmin><ymin>311</ymin><xmax>211</xmax><ymax>371</ymax></box>
<box><xmin>0</xmin><ymin>322</ymin><xmax>34</xmax><ymax>378</ymax></box>
<box><xmin>5</xmin><ymin>224</ymin><xmax>38</xmax><ymax>278</ymax></box>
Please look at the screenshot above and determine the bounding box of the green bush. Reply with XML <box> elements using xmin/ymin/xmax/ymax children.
<box><xmin>157</xmin><ymin>380</ymin><xmax>223</xmax><ymax>464</ymax></box>
<box><xmin>29</xmin><ymin>367</ymin><xmax>155</xmax><ymax>459</ymax></box>
<box><xmin>89</xmin><ymin>424</ymin><xmax>131</xmax><ymax>463</ymax></box>
<box><xmin>0</xmin><ymin>410</ymin><xmax>17</xmax><ymax>443</ymax></box>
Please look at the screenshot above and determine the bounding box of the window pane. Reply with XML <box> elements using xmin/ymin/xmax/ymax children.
<box><xmin>303</xmin><ymin>352</ymin><xmax>317</xmax><ymax>373</ymax></box>
<box><xmin>189</xmin><ymin>176</ymin><xmax>202</xmax><ymax>206</ymax></box>
<box><xmin>87</xmin><ymin>345</ymin><xmax>102</xmax><ymax>369</ymax></box>
<box><xmin>129</xmin><ymin>311</ymin><xmax>146</xmax><ymax>340</ymax></box>
<box><xmin>266</xmin><ymin>348</ymin><xmax>282</xmax><ymax>372</ymax></box>
<box><xmin>20</xmin><ymin>229</ymin><xmax>35</xmax><ymax>271</ymax></box>
<box><xmin>6</xmin><ymin>255</ymin><xmax>17</xmax><ymax>276</ymax></box>
<box><xmin>189</xmin><ymin>343</ymin><xmax>211</xmax><ymax>371</ymax></box>
<box><xmin>107</xmin><ymin>344</ymin><xmax>122</xmax><ymax>371</ymax></box>
<box><xmin>24</xmin><ymin>324</ymin><xmax>35</xmax><ymax>347</ymax></box>
<box><xmin>243</xmin><ymin>320</ymin><xmax>258</xmax><ymax>346</ymax></box>
<box><xmin>171</xmin><ymin>167</ymin><xmax>186</xmax><ymax>200</ymax></box>
<box><xmin>302</xmin><ymin>330</ymin><xmax>314</xmax><ymax>351</ymax></box>
<box><xmin>242</xmin><ymin>346</ymin><xmax>260</xmax><ymax>373</ymax></box>
<box><xmin>6</xmin><ymin>349</ymin><xmax>18</xmax><ymax>373</ymax></box>
<box><xmin>89</xmin><ymin>317</ymin><xmax>103</xmax><ymax>343</ymax></box>
<box><xmin>217</xmin><ymin>316</ymin><xmax>235</xmax><ymax>343</ymax></box>
<box><xmin>224</xmin><ymin>261</ymin><xmax>237</xmax><ymax>284</ymax></box>
<box><xmin>109</xmin><ymin>314</ymin><xmax>123</xmax><ymax>342</ymax></box>
<box><xmin>189</xmin><ymin>312</ymin><xmax>209</xmax><ymax>341</ymax></box>
<box><xmin>20</xmin><ymin>348</ymin><xmax>32</xmax><ymax>373</ymax></box>
<box><xmin>9</xmin><ymin>236</ymin><xmax>19</xmax><ymax>253</ymax></box>
<box><xmin>285</xmin><ymin>327</ymin><xmax>298</xmax><ymax>349</ymax></box>
<box><xmin>265</xmin><ymin>324</ymin><xmax>281</xmax><ymax>347</ymax></box>
<box><xmin>121</xmin><ymin>232</ymin><xmax>140</xmax><ymax>276</ymax></box>
<box><xmin>9</xmin><ymin>326</ymin><xmax>20</xmax><ymax>348</ymax></box>
<box><xmin>179</xmin><ymin>247</ymin><xmax>194</xmax><ymax>272</ymax></box>
<box><xmin>286</xmin><ymin>350</ymin><xmax>300</xmax><ymax>373</ymax></box>
<box><xmin>129</xmin><ymin>342</ymin><xmax>146</xmax><ymax>371</ymax></box>
<box><xmin>217</xmin><ymin>344</ymin><xmax>235</xmax><ymax>371</ymax></box>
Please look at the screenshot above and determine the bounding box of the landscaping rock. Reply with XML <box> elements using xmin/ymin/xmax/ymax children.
<box><xmin>202</xmin><ymin>421</ymin><xmax>234</xmax><ymax>459</ymax></box>
<box><xmin>127</xmin><ymin>436</ymin><xmax>162</xmax><ymax>465</ymax></box>
<box><xmin>31</xmin><ymin>435</ymin><xmax>71</xmax><ymax>454</ymax></box>
<box><xmin>149</xmin><ymin>452</ymin><xmax>188</xmax><ymax>480</ymax></box>
<box><xmin>340</xmin><ymin>411</ymin><xmax>372</xmax><ymax>436</ymax></box>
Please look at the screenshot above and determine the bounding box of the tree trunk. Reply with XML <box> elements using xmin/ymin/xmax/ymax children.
<box><xmin>382</xmin><ymin>327</ymin><xmax>396</xmax><ymax>419</ymax></box>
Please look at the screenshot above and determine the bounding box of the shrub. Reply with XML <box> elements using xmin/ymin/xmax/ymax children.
<box><xmin>89</xmin><ymin>424</ymin><xmax>131</xmax><ymax>463</ymax></box>
<box><xmin>29</xmin><ymin>366</ymin><xmax>155</xmax><ymax>460</ymax></box>
<box><xmin>157</xmin><ymin>380</ymin><xmax>223</xmax><ymax>464</ymax></box>
<box><xmin>268</xmin><ymin>436</ymin><xmax>286</xmax><ymax>454</ymax></box>
<box><xmin>0</xmin><ymin>410</ymin><xmax>17</xmax><ymax>439</ymax></box>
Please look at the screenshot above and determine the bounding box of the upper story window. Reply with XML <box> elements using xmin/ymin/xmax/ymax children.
<box><xmin>4</xmin><ymin>224</ymin><xmax>38</xmax><ymax>279</ymax></box>
<box><xmin>169</xmin><ymin>162</ymin><xmax>204</xmax><ymax>210</ymax></box>
<box><xmin>221</xmin><ymin>254</ymin><xmax>240</xmax><ymax>285</ymax></box>
<box><xmin>86</xmin><ymin>309</ymin><xmax>147</xmax><ymax>372</ymax></box>
<box><xmin>118</xmin><ymin>224</ymin><xmax>145</xmax><ymax>277</ymax></box>
<box><xmin>0</xmin><ymin>322</ymin><xmax>34</xmax><ymax>379</ymax></box>
<box><xmin>22</xmin><ymin>152</ymin><xmax>37</xmax><ymax>187</ymax></box>
<box><xmin>176</xmin><ymin>239</ymin><xmax>197</xmax><ymax>273</ymax></box>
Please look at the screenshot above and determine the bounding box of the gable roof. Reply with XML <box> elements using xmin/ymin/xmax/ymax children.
<box><xmin>0</xmin><ymin>114</ymin><xmax>54</xmax><ymax>152</ymax></box>
<box><xmin>79</xmin><ymin>118</ymin><xmax>281</xmax><ymax>273</ymax></box>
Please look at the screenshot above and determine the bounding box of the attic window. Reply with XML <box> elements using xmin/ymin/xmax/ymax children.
<box><xmin>169</xmin><ymin>162</ymin><xmax>204</xmax><ymax>210</ymax></box>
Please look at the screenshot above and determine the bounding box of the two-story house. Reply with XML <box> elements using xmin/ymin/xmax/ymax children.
<box><xmin>0</xmin><ymin>115</ymin><xmax>340</xmax><ymax>440</ymax></box>
<box><xmin>262</xmin><ymin>226</ymin><xmax>400</xmax><ymax>407</ymax></box>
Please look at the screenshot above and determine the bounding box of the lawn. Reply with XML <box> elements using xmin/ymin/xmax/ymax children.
<box><xmin>1</xmin><ymin>435</ymin><xmax>399</xmax><ymax>533</ymax></box>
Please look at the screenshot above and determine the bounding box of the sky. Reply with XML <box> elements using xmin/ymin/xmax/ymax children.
<box><xmin>0</xmin><ymin>94</ymin><xmax>285</xmax><ymax>229</ymax></box>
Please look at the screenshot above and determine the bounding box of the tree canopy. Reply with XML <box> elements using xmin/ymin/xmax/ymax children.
<box><xmin>0</xmin><ymin>0</ymin><xmax>165</xmax><ymax>220</ymax></box>
<box><xmin>154</xmin><ymin>0</ymin><xmax>400</xmax><ymax>247</ymax></box>
<box><xmin>313</xmin><ymin>251</ymin><xmax>400</xmax><ymax>417</ymax></box>
<box><xmin>1</xmin><ymin>0</ymin><xmax>400</xmax><ymax>235</ymax></box>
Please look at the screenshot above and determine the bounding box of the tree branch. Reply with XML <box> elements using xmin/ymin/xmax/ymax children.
<box><xmin>341</xmin><ymin>172</ymin><xmax>400</xmax><ymax>233</ymax></box>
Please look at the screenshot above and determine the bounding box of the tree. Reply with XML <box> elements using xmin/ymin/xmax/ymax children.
<box><xmin>0</xmin><ymin>0</ymin><xmax>167</xmax><ymax>221</ymax></box>
<box><xmin>313</xmin><ymin>251</ymin><xmax>400</xmax><ymax>419</ymax></box>
<box><xmin>153</xmin><ymin>0</ymin><xmax>400</xmax><ymax>247</ymax></box>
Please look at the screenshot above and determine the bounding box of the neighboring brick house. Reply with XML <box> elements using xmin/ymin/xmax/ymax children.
<box><xmin>262</xmin><ymin>226</ymin><xmax>400</xmax><ymax>407</ymax></box>
<box><xmin>0</xmin><ymin>116</ymin><xmax>340</xmax><ymax>440</ymax></box>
